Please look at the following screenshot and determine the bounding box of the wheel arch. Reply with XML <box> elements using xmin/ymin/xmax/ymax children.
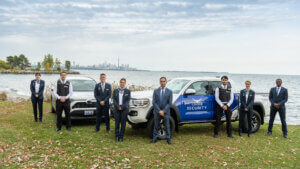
<box><xmin>253</xmin><ymin>103</ymin><xmax>265</xmax><ymax>124</ymax></box>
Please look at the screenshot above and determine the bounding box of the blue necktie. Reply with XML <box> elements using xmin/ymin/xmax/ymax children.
<box><xmin>277</xmin><ymin>88</ymin><xmax>279</xmax><ymax>96</ymax></box>
<box><xmin>160</xmin><ymin>89</ymin><xmax>165</xmax><ymax>108</ymax></box>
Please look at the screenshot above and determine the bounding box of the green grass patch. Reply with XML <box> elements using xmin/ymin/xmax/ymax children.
<box><xmin>0</xmin><ymin>101</ymin><xmax>299</xmax><ymax>168</ymax></box>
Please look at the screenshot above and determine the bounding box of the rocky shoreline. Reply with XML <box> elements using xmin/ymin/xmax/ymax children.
<box><xmin>0</xmin><ymin>70</ymin><xmax>80</xmax><ymax>74</ymax></box>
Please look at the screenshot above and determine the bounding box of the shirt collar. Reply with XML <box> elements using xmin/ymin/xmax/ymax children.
<box><xmin>221</xmin><ymin>84</ymin><xmax>227</xmax><ymax>89</ymax></box>
<box><xmin>60</xmin><ymin>79</ymin><xmax>66</xmax><ymax>84</ymax></box>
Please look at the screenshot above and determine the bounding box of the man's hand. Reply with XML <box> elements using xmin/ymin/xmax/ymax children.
<box><xmin>60</xmin><ymin>97</ymin><xmax>66</xmax><ymax>102</ymax></box>
<box><xmin>159</xmin><ymin>110</ymin><xmax>164</xmax><ymax>116</ymax></box>
<box><xmin>222</xmin><ymin>105</ymin><xmax>227</xmax><ymax>111</ymax></box>
<box><xmin>274</xmin><ymin>103</ymin><xmax>280</xmax><ymax>109</ymax></box>
<box><xmin>35</xmin><ymin>94</ymin><xmax>38</xmax><ymax>98</ymax></box>
<box><xmin>118</xmin><ymin>107</ymin><xmax>122</xmax><ymax>111</ymax></box>
<box><xmin>245</xmin><ymin>108</ymin><xmax>248</xmax><ymax>111</ymax></box>
<box><xmin>100</xmin><ymin>101</ymin><xmax>105</xmax><ymax>106</ymax></box>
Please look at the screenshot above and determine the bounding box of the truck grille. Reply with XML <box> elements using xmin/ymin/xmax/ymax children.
<box><xmin>72</xmin><ymin>102</ymin><xmax>96</xmax><ymax>109</ymax></box>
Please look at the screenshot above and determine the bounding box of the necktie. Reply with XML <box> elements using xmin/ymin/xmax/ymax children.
<box><xmin>160</xmin><ymin>89</ymin><xmax>165</xmax><ymax>100</ymax></box>
<box><xmin>102</xmin><ymin>83</ymin><xmax>105</xmax><ymax>92</ymax></box>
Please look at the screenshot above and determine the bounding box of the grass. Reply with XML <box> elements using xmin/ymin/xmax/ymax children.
<box><xmin>0</xmin><ymin>101</ymin><xmax>299</xmax><ymax>168</ymax></box>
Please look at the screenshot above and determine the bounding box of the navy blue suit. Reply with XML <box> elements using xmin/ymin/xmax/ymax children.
<box><xmin>94</xmin><ymin>83</ymin><xmax>112</xmax><ymax>131</ymax></box>
<box><xmin>268</xmin><ymin>87</ymin><xmax>288</xmax><ymax>135</ymax></box>
<box><xmin>152</xmin><ymin>87</ymin><xmax>173</xmax><ymax>140</ymax></box>
<box><xmin>113</xmin><ymin>88</ymin><xmax>131</xmax><ymax>139</ymax></box>
<box><xmin>239</xmin><ymin>89</ymin><xmax>255</xmax><ymax>135</ymax></box>
<box><xmin>30</xmin><ymin>79</ymin><xmax>45</xmax><ymax>121</ymax></box>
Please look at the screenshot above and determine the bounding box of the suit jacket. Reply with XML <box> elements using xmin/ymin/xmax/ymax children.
<box><xmin>94</xmin><ymin>83</ymin><xmax>112</xmax><ymax>107</ymax></box>
<box><xmin>269</xmin><ymin>87</ymin><xmax>288</xmax><ymax>109</ymax></box>
<box><xmin>152</xmin><ymin>87</ymin><xmax>173</xmax><ymax>115</ymax></box>
<box><xmin>239</xmin><ymin>89</ymin><xmax>255</xmax><ymax>111</ymax></box>
<box><xmin>113</xmin><ymin>88</ymin><xmax>131</xmax><ymax>111</ymax></box>
<box><xmin>30</xmin><ymin>79</ymin><xmax>45</xmax><ymax>100</ymax></box>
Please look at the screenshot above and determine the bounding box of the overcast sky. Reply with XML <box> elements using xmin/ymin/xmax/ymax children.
<box><xmin>0</xmin><ymin>0</ymin><xmax>299</xmax><ymax>75</ymax></box>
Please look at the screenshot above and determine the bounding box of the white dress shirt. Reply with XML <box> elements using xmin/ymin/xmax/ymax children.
<box><xmin>119</xmin><ymin>88</ymin><xmax>124</xmax><ymax>106</ymax></box>
<box><xmin>35</xmin><ymin>80</ymin><xmax>40</xmax><ymax>93</ymax></box>
<box><xmin>53</xmin><ymin>79</ymin><xmax>73</xmax><ymax>99</ymax></box>
<box><xmin>215</xmin><ymin>84</ymin><xmax>234</xmax><ymax>107</ymax></box>
<box><xmin>245</xmin><ymin>89</ymin><xmax>250</xmax><ymax>103</ymax></box>
<box><xmin>101</xmin><ymin>82</ymin><xmax>105</xmax><ymax>92</ymax></box>
<box><xmin>276</xmin><ymin>87</ymin><xmax>281</xmax><ymax>96</ymax></box>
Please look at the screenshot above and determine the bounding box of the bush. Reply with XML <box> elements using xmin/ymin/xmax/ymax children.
<box><xmin>0</xmin><ymin>92</ymin><xmax>7</xmax><ymax>101</ymax></box>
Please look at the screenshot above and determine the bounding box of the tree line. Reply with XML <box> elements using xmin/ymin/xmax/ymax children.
<box><xmin>0</xmin><ymin>54</ymin><xmax>71</xmax><ymax>71</ymax></box>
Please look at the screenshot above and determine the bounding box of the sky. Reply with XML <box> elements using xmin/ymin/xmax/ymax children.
<box><xmin>0</xmin><ymin>0</ymin><xmax>299</xmax><ymax>75</ymax></box>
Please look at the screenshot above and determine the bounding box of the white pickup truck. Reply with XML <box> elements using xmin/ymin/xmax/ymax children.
<box><xmin>127</xmin><ymin>77</ymin><xmax>270</xmax><ymax>139</ymax></box>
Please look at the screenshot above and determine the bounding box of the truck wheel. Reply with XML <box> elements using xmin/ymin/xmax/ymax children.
<box><xmin>147</xmin><ymin>115</ymin><xmax>175</xmax><ymax>139</ymax></box>
<box><xmin>242</xmin><ymin>110</ymin><xmax>261</xmax><ymax>133</ymax></box>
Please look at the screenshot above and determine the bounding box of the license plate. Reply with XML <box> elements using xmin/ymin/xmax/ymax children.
<box><xmin>84</xmin><ymin>110</ymin><xmax>94</xmax><ymax>116</ymax></box>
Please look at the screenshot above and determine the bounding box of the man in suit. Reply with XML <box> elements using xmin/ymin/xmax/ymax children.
<box><xmin>267</xmin><ymin>79</ymin><xmax>288</xmax><ymax>138</ymax></box>
<box><xmin>113</xmin><ymin>78</ymin><xmax>131</xmax><ymax>142</ymax></box>
<box><xmin>214</xmin><ymin>76</ymin><xmax>234</xmax><ymax>138</ymax></box>
<box><xmin>94</xmin><ymin>73</ymin><xmax>112</xmax><ymax>133</ymax></box>
<box><xmin>30</xmin><ymin>73</ymin><xmax>45</xmax><ymax>122</ymax></box>
<box><xmin>150</xmin><ymin>77</ymin><xmax>173</xmax><ymax>145</ymax></box>
<box><xmin>53</xmin><ymin>71</ymin><xmax>73</xmax><ymax>131</ymax></box>
<box><xmin>239</xmin><ymin>80</ymin><xmax>255</xmax><ymax>137</ymax></box>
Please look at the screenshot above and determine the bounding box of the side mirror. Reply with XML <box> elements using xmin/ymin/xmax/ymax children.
<box><xmin>184</xmin><ymin>89</ymin><xmax>196</xmax><ymax>95</ymax></box>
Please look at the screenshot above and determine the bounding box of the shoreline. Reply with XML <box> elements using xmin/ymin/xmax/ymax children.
<box><xmin>0</xmin><ymin>70</ymin><xmax>80</xmax><ymax>74</ymax></box>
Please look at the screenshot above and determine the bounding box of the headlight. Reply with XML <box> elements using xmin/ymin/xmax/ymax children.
<box><xmin>131</xmin><ymin>98</ymin><xmax>150</xmax><ymax>107</ymax></box>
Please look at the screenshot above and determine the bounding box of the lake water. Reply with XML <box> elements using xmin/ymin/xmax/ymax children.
<box><xmin>0</xmin><ymin>69</ymin><xmax>299</xmax><ymax>125</ymax></box>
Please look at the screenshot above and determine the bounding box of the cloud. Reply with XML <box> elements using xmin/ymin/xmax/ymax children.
<box><xmin>0</xmin><ymin>0</ymin><xmax>297</xmax><ymax>39</ymax></box>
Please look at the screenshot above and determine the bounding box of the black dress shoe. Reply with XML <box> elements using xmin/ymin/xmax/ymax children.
<box><xmin>119</xmin><ymin>138</ymin><xmax>123</xmax><ymax>142</ymax></box>
<box><xmin>239</xmin><ymin>133</ymin><xmax>242</xmax><ymax>136</ymax></box>
<box><xmin>106</xmin><ymin>130</ymin><xmax>110</xmax><ymax>134</ymax></box>
<box><xmin>228</xmin><ymin>135</ymin><xmax>234</xmax><ymax>138</ymax></box>
<box><xmin>150</xmin><ymin>139</ymin><xmax>157</xmax><ymax>144</ymax></box>
<box><xmin>39</xmin><ymin>119</ymin><xmax>42</xmax><ymax>122</ymax></box>
<box><xmin>266</xmin><ymin>132</ymin><xmax>272</xmax><ymax>135</ymax></box>
<box><xmin>167</xmin><ymin>139</ymin><xmax>172</xmax><ymax>145</ymax></box>
<box><xmin>213</xmin><ymin>134</ymin><xmax>218</xmax><ymax>138</ymax></box>
<box><xmin>56</xmin><ymin>128</ymin><xmax>61</xmax><ymax>132</ymax></box>
<box><xmin>115</xmin><ymin>137</ymin><xmax>119</xmax><ymax>143</ymax></box>
<box><xmin>283</xmin><ymin>134</ymin><xmax>288</xmax><ymax>138</ymax></box>
<box><xmin>34</xmin><ymin>119</ymin><xmax>38</xmax><ymax>122</ymax></box>
<box><xmin>94</xmin><ymin>129</ymin><xmax>99</xmax><ymax>133</ymax></box>
<box><xmin>67</xmin><ymin>128</ymin><xmax>71</xmax><ymax>131</ymax></box>
<box><xmin>248</xmin><ymin>134</ymin><xmax>251</xmax><ymax>137</ymax></box>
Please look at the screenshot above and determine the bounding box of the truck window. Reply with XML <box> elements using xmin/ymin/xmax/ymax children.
<box><xmin>208</xmin><ymin>81</ymin><xmax>232</xmax><ymax>95</ymax></box>
<box><xmin>187</xmin><ymin>81</ymin><xmax>209</xmax><ymax>95</ymax></box>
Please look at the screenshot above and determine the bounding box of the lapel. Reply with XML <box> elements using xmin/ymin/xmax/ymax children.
<box><xmin>277</xmin><ymin>87</ymin><xmax>283</xmax><ymax>97</ymax></box>
<box><xmin>116</xmin><ymin>89</ymin><xmax>120</xmax><ymax>104</ymax></box>
<box><xmin>122</xmin><ymin>89</ymin><xmax>126</xmax><ymax>104</ymax></box>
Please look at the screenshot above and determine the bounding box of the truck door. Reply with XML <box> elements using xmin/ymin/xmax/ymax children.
<box><xmin>181</xmin><ymin>81</ymin><xmax>214</xmax><ymax>121</ymax></box>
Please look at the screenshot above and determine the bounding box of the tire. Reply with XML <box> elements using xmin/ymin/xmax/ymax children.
<box><xmin>147</xmin><ymin>115</ymin><xmax>175</xmax><ymax>139</ymax></box>
<box><xmin>242</xmin><ymin>110</ymin><xmax>261</xmax><ymax>133</ymax></box>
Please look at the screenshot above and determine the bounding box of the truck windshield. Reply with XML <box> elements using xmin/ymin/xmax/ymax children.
<box><xmin>167</xmin><ymin>79</ymin><xmax>190</xmax><ymax>94</ymax></box>
<box><xmin>69</xmin><ymin>80</ymin><xmax>96</xmax><ymax>91</ymax></box>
